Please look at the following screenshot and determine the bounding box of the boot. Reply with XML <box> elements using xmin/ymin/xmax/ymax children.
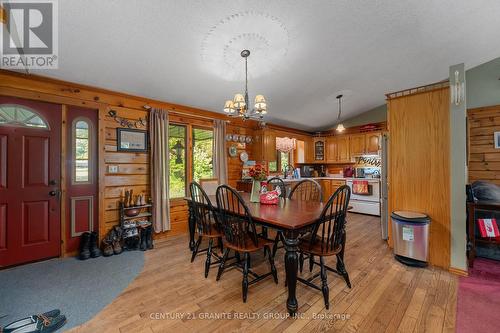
<box><xmin>146</xmin><ymin>226</ymin><xmax>154</xmax><ymax>250</ymax></box>
<box><xmin>89</xmin><ymin>231</ymin><xmax>101</xmax><ymax>258</ymax></box>
<box><xmin>140</xmin><ymin>228</ymin><xmax>148</xmax><ymax>251</ymax></box>
<box><xmin>79</xmin><ymin>232</ymin><xmax>91</xmax><ymax>260</ymax></box>
<box><xmin>112</xmin><ymin>226</ymin><xmax>123</xmax><ymax>255</ymax></box>
<box><xmin>102</xmin><ymin>238</ymin><xmax>114</xmax><ymax>257</ymax></box>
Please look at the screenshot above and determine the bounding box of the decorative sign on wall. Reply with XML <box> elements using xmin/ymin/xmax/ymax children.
<box><xmin>109</xmin><ymin>110</ymin><xmax>147</xmax><ymax>129</ymax></box>
<box><xmin>117</xmin><ymin>128</ymin><xmax>148</xmax><ymax>152</ymax></box>
<box><xmin>495</xmin><ymin>131</ymin><xmax>500</xmax><ymax>149</ymax></box>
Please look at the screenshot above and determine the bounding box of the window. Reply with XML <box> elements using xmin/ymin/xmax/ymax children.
<box><xmin>74</xmin><ymin>119</ymin><xmax>91</xmax><ymax>183</ymax></box>
<box><xmin>192</xmin><ymin>128</ymin><xmax>214</xmax><ymax>181</ymax></box>
<box><xmin>169</xmin><ymin>124</ymin><xmax>187</xmax><ymax>198</ymax></box>
<box><xmin>0</xmin><ymin>104</ymin><xmax>48</xmax><ymax>128</ymax></box>
<box><xmin>277</xmin><ymin>151</ymin><xmax>291</xmax><ymax>174</ymax></box>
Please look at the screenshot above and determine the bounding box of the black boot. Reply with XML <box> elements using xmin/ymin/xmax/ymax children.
<box><xmin>79</xmin><ymin>232</ymin><xmax>91</xmax><ymax>260</ymax></box>
<box><xmin>89</xmin><ymin>231</ymin><xmax>101</xmax><ymax>258</ymax></box>
<box><xmin>140</xmin><ymin>228</ymin><xmax>148</xmax><ymax>251</ymax></box>
<box><xmin>146</xmin><ymin>226</ymin><xmax>154</xmax><ymax>250</ymax></box>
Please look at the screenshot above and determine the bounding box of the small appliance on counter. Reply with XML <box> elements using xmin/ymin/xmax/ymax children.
<box><xmin>354</xmin><ymin>167</ymin><xmax>365</xmax><ymax>178</ymax></box>
<box><xmin>343</xmin><ymin>166</ymin><xmax>354</xmax><ymax>178</ymax></box>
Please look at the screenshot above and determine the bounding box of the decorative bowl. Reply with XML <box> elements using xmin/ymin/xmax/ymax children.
<box><xmin>125</xmin><ymin>209</ymin><xmax>140</xmax><ymax>217</ymax></box>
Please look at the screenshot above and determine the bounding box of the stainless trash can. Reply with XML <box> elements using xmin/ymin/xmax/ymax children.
<box><xmin>391</xmin><ymin>211</ymin><xmax>430</xmax><ymax>267</ymax></box>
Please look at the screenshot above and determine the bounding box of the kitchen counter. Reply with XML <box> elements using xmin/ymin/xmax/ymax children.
<box><xmin>269</xmin><ymin>176</ymin><xmax>381</xmax><ymax>183</ymax></box>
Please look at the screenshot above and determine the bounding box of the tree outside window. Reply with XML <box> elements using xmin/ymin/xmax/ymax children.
<box><xmin>169</xmin><ymin>124</ymin><xmax>186</xmax><ymax>198</ymax></box>
<box><xmin>192</xmin><ymin>128</ymin><xmax>214</xmax><ymax>181</ymax></box>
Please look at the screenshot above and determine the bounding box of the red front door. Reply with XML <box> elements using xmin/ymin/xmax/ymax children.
<box><xmin>0</xmin><ymin>97</ymin><xmax>61</xmax><ymax>268</ymax></box>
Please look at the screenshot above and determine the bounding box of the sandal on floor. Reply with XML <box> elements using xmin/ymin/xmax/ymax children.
<box><xmin>1</xmin><ymin>311</ymin><xmax>66</xmax><ymax>333</ymax></box>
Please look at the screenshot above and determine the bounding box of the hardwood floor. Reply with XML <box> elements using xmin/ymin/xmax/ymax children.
<box><xmin>70</xmin><ymin>213</ymin><xmax>457</xmax><ymax>333</ymax></box>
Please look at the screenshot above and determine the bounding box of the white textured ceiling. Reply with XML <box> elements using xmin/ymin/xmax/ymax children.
<box><xmin>31</xmin><ymin>0</ymin><xmax>500</xmax><ymax>131</ymax></box>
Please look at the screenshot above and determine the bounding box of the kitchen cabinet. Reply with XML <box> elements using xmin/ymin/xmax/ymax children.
<box><xmin>349</xmin><ymin>134</ymin><xmax>366</xmax><ymax>156</ymax></box>
<box><xmin>254</xmin><ymin>129</ymin><xmax>277</xmax><ymax>164</ymax></box>
<box><xmin>319</xmin><ymin>180</ymin><xmax>332</xmax><ymax>202</ymax></box>
<box><xmin>326</xmin><ymin>137</ymin><xmax>338</xmax><ymax>163</ymax></box>
<box><xmin>337</xmin><ymin>136</ymin><xmax>350</xmax><ymax>163</ymax></box>
<box><xmin>320</xmin><ymin>179</ymin><xmax>346</xmax><ymax>202</ymax></box>
<box><xmin>313</xmin><ymin>137</ymin><xmax>326</xmax><ymax>161</ymax></box>
<box><xmin>365</xmin><ymin>132</ymin><xmax>381</xmax><ymax>154</ymax></box>
<box><xmin>304</xmin><ymin>138</ymin><xmax>314</xmax><ymax>163</ymax></box>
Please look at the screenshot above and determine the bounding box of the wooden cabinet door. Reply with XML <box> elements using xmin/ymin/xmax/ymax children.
<box><xmin>304</xmin><ymin>138</ymin><xmax>314</xmax><ymax>163</ymax></box>
<box><xmin>263</xmin><ymin>130</ymin><xmax>277</xmax><ymax>162</ymax></box>
<box><xmin>326</xmin><ymin>137</ymin><xmax>338</xmax><ymax>163</ymax></box>
<box><xmin>365</xmin><ymin>132</ymin><xmax>381</xmax><ymax>154</ymax></box>
<box><xmin>337</xmin><ymin>136</ymin><xmax>350</xmax><ymax>163</ymax></box>
<box><xmin>350</xmin><ymin>134</ymin><xmax>366</xmax><ymax>156</ymax></box>
<box><xmin>313</xmin><ymin>138</ymin><xmax>326</xmax><ymax>161</ymax></box>
<box><xmin>320</xmin><ymin>180</ymin><xmax>331</xmax><ymax>202</ymax></box>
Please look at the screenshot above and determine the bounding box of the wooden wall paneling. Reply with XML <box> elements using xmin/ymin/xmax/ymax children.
<box><xmin>98</xmin><ymin>107</ymin><xmax>108</xmax><ymax>241</ymax></box>
<box><xmin>467</xmin><ymin>106</ymin><xmax>500</xmax><ymax>185</ymax></box>
<box><xmin>387</xmin><ymin>87</ymin><xmax>451</xmax><ymax>269</ymax></box>
<box><xmin>0</xmin><ymin>70</ymin><xmax>311</xmax><ymax>246</ymax></box>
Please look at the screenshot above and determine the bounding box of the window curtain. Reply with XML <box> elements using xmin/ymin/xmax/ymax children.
<box><xmin>213</xmin><ymin>119</ymin><xmax>228</xmax><ymax>184</ymax></box>
<box><xmin>149</xmin><ymin>109</ymin><xmax>170</xmax><ymax>232</ymax></box>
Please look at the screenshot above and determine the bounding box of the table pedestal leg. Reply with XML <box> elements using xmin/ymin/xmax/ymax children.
<box><xmin>187</xmin><ymin>201</ymin><xmax>195</xmax><ymax>251</ymax></box>
<box><xmin>284</xmin><ymin>231</ymin><xmax>299</xmax><ymax>314</ymax></box>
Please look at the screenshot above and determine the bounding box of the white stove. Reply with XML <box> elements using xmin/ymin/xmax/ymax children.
<box><xmin>346</xmin><ymin>178</ymin><xmax>381</xmax><ymax>216</ymax></box>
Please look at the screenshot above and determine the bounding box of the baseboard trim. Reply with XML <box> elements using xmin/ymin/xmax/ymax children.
<box><xmin>449</xmin><ymin>266</ymin><xmax>468</xmax><ymax>277</ymax></box>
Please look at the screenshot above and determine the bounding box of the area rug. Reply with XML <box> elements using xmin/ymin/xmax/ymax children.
<box><xmin>456</xmin><ymin>258</ymin><xmax>500</xmax><ymax>332</ymax></box>
<box><xmin>0</xmin><ymin>251</ymin><xmax>144</xmax><ymax>331</ymax></box>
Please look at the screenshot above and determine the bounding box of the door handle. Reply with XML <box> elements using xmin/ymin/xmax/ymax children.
<box><xmin>49</xmin><ymin>190</ymin><xmax>61</xmax><ymax>199</ymax></box>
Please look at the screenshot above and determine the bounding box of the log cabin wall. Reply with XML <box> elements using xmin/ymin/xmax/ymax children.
<box><xmin>467</xmin><ymin>105</ymin><xmax>500</xmax><ymax>185</ymax></box>
<box><xmin>0</xmin><ymin>70</ymin><xmax>259</xmax><ymax>244</ymax></box>
<box><xmin>387</xmin><ymin>86</ymin><xmax>451</xmax><ymax>269</ymax></box>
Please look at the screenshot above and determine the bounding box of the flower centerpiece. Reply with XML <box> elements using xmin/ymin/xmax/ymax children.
<box><xmin>249</xmin><ymin>164</ymin><xmax>268</xmax><ymax>202</ymax></box>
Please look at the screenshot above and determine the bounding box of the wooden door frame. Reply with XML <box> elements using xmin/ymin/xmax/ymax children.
<box><xmin>0</xmin><ymin>87</ymin><xmax>105</xmax><ymax>257</ymax></box>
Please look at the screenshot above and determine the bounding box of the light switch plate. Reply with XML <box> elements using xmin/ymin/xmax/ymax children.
<box><xmin>108</xmin><ymin>165</ymin><xmax>119</xmax><ymax>173</ymax></box>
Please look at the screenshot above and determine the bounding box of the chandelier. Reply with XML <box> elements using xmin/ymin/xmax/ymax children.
<box><xmin>223</xmin><ymin>50</ymin><xmax>267</xmax><ymax>120</ymax></box>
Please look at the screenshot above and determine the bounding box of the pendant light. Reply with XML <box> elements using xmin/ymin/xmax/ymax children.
<box><xmin>336</xmin><ymin>94</ymin><xmax>346</xmax><ymax>132</ymax></box>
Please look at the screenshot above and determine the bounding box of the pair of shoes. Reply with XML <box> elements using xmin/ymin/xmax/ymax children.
<box><xmin>2</xmin><ymin>309</ymin><xmax>66</xmax><ymax>333</ymax></box>
<box><xmin>101</xmin><ymin>227</ymin><xmax>123</xmax><ymax>257</ymax></box>
<box><xmin>79</xmin><ymin>232</ymin><xmax>101</xmax><ymax>260</ymax></box>
<box><xmin>140</xmin><ymin>226</ymin><xmax>154</xmax><ymax>251</ymax></box>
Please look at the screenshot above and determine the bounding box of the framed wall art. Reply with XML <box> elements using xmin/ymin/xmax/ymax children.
<box><xmin>117</xmin><ymin>128</ymin><xmax>148</xmax><ymax>152</ymax></box>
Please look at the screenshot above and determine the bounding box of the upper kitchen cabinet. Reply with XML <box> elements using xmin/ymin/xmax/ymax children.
<box><xmin>326</xmin><ymin>137</ymin><xmax>338</xmax><ymax>163</ymax></box>
<box><xmin>313</xmin><ymin>137</ymin><xmax>326</xmax><ymax>161</ymax></box>
<box><xmin>365</xmin><ymin>132</ymin><xmax>381</xmax><ymax>154</ymax></box>
<box><xmin>254</xmin><ymin>129</ymin><xmax>277</xmax><ymax>163</ymax></box>
<box><xmin>349</xmin><ymin>134</ymin><xmax>366</xmax><ymax>156</ymax></box>
<box><xmin>304</xmin><ymin>137</ymin><xmax>314</xmax><ymax>163</ymax></box>
<box><xmin>337</xmin><ymin>136</ymin><xmax>350</xmax><ymax>163</ymax></box>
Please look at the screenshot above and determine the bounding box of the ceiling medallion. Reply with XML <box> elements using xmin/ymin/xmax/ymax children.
<box><xmin>223</xmin><ymin>49</ymin><xmax>267</xmax><ymax>121</ymax></box>
<box><xmin>200</xmin><ymin>11</ymin><xmax>289</xmax><ymax>81</ymax></box>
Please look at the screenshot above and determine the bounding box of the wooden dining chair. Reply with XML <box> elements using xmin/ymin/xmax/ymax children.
<box><xmin>297</xmin><ymin>185</ymin><xmax>351</xmax><ymax>309</ymax></box>
<box><xmin>288</xmin><ymin>178</ymin><xmax>323</xmax><ymax>202</ymax></box>
<box><xmin>215</xmin><ymin>185</ymin><xmax>278</xmax><ymax>302</ymax></box>
<box><xmin>272</xmin><ymin>178</ymin><xmax>323</xmax><ymax>256</ymax></box>
<box><xmin>199</xmin><ymin>178</ymin><xmax>219</xmax><ymax>196</ymax></box>
<box><xmin>260</xmin><ymin>177</ymin><xmax>287</xmax><ymax>243</ymax></box>
<box><xmin>189</xmin><ymin>181</ymin><xmax>223</xmax><ymax>278</ymax></box>
<box><xmin>266</xmin><ymin>177</ymin><xmax>287</xmax><ymax>198</ymax></box>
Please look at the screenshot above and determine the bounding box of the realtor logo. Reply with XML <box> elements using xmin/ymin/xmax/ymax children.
<box><xmin>1</xmin><ymin>0</ymin><xmax>58</xmax><ymax>69</ymax></box>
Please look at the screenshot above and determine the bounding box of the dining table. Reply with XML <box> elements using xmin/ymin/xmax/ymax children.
<box><xmin>184</xmin><ymin>192</ymin><xmax>349</xmax><ymax>315</ymax></box>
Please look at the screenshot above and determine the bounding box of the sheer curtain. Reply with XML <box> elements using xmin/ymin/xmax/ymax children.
<box><xmin>149</xmin><ymin>109</ymin><xmax>170</xmax><ymax>232</ymax></box>
<box><xmin>213</xmin><ymin>119</ymin><xmax>228</xmax><ymax>185</ymax></box>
